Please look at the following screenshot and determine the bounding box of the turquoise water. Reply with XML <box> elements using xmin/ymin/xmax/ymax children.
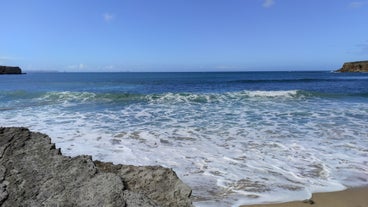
<box><xmin>1</xmin><ymin>71</ymin><xmax>368</xmax><ymax>206</ymax></box>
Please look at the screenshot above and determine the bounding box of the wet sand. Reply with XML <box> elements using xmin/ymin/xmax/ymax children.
<box><xmin>241</xmin><ymin>187</ymin><xmax>368</xmax><ymax>207</ymax></box>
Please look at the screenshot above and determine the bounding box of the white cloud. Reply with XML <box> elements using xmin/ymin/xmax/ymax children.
<box><xmin>262</xmin><ymin>0</ymin><xmax>275</xmax><ymax>8</ymax></box>
<box><xmin>348</xmin><ymin>1</ymin><xmax>367</xmax><ymax>8</ymax></box>
<box><xmin>103</xmin><ymin>65</ymin><xmax>115</xmax><ymax>70</ymax></box>
<box><xmin>68</xmin><ymin>63</ymin><xmax>86</xmax><ymax>70</ymax></box>
<box><xmin>103</xmin><ymin>13</ymin><xmax>115</xmax><ymax>22</ymax></box>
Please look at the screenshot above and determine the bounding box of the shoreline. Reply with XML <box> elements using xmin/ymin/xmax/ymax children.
<box><xmin>240</xmin><ymin>187</ymin><xmax>368</xmax><ymax>207</ymax></box>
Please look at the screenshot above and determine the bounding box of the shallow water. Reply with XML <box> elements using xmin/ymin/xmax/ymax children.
<box><xmin>1</xmin><ymin>71</ymin><xmax>368</xmax><ymax>206</ymax></box>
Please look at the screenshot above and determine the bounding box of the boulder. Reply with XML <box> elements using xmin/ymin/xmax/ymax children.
<box><xmin>95</xmin><ymin>161</ymin><xmax>193</xmax><ymax>207</ymax></box>
<box><xmin>0</xmin><ymin>127</ymin><xmax>193</xmax><ymax>207</ymax></box>
<box><xmin>336</xmin><ymin>60</ymin><xmax>368</xmax><ymax>72</ymax></box>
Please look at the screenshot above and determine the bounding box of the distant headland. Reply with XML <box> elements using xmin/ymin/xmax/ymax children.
<box><xmin>336</xmin><ymin>60</ymin><xmax>368</xmax><ymax>72</ymax></box>
<box><xmin>0</xmin><ymin>65</ymin><xmax>23</xmax><ymax>74</ymax></box>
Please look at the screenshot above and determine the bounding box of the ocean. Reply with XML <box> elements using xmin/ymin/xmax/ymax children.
<box><xmin>1</xmin><ymin>71</ymin><xmax>368</xmax><ymax>206</ymax></box>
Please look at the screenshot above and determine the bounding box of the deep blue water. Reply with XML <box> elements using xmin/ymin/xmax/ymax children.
<box><xmin>1</xmin><ymin>71</ymin><xmax>368</xmax><ymax>206</ymax></box>
<box><xmin>1</xmin><ymin>71</ymin><xmax>368</xmax><ymax>100</ymax></box>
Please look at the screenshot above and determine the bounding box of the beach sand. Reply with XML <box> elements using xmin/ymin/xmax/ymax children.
<box><xmin>241</xmin><ymin>187</ymin><xmax>368</xmax><ymax>207</ymax></box>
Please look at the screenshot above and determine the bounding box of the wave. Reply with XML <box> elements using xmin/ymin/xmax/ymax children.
<box><xmin>240</xmin><ymin>90</ymin><xmax>299</xmax><ymax>98</ymax></box>
<box><xmin>227</xmin><ymin>77</ymin><xmax>368</xmax><ymax>84</ymax></box>
<box><xmin>1</xmin><ymin>90</ymin><xmax>304</xmax><ymax>105</ymax></box>
<box><xmin>48</xmin><ymin>90</ymin><xmax>304</xmax><ymax>103</ymax></box>
<box><xmin>2</xmin><ymin>90</ymin><xmax>367</xmax><ymax>107</ymax></box>
<box><xmin>2</xmin><ymin>88</ymin><xmax>368</xmax><ymax>206</ymax></box>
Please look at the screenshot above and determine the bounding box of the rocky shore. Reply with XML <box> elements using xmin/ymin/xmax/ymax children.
<box><xmin>0</xmin><ymin>66</ymin><xmax>22</xmax><ymax>74</ymax></box>
<box><xmin>0</xmin><ymin>127</ymin><xmax>193</xmax><ymax>207</ymax></box>
<box><xmin>336</xmin><ymin>60</ymin><xmax>368</xmax><ymax>72</ymax></box>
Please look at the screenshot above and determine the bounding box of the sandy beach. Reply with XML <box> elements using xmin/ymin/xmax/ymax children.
<box><xmin>241</xmin><ymin>187</ymin><xmax>368</xmax><ymax>207</ymax></box>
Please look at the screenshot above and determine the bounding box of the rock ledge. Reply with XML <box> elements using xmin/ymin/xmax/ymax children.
<box><xmin>0</xmin><ymin>127</ymin><xmax>193</xmax><ymax>207</ymax></box>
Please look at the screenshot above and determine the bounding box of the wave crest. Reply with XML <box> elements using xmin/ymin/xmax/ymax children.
<box><xmin>15</xmin><ymin>90</ymin><xmax>307</xmax><ymax>106</ymax></box>
<box><xmin>237</xmin><ymin>90</ymin><xmax>300</xmax><ymax>98</ymax></box>
<box><xmin>40</xmin><ymin>91</ymin><xmax>97</xmax><ymax>103</ymax></box>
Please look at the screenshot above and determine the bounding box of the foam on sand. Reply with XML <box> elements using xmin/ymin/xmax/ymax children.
<box><xmin>241</xmin><ymin>187</ymin><xmax>368</xmax><ymax>207</ymax></box>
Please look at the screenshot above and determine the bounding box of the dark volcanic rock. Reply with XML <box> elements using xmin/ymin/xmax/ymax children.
<box><xmin>0</xmin><ymin>127</ymin><xmax>193</xmax><ymax>207</ymax></box>
<box><xmin>336</xmin><ymin>60</ymin><xmax>368</xmax><ymax>72</ymax></box>
<box><xmin>0</xmin><ymin>66</ymin><xmax>22</xmax><ymax>74</ymax></box>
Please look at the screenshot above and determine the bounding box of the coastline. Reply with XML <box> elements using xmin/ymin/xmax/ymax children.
<box><xmin>1</xmin><ymin>72</ymin><xmax>368</xmax><ymax>206</ymax></box>
<box><xmin>241</xmin><ymin>187</ymin><xmax>368</xmax><ymax>207</ymax></box>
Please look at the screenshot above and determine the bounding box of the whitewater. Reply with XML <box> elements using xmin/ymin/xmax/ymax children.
<box><xmin>1</xmin><ymin>71</ymin><xmax>367</xmax><ymax>206</ymax></box>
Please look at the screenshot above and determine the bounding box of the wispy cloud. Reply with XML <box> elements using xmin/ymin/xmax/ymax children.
<box><xmin>348</xmin><ymin>1</ymin><xmax>367</xmax><ymax>8</ymax></box>
<box><xmin>103</xmin><ymin>65</ymin><xmax>115</xmax><ymax>70</ymax></box>
<box><xmin>103</xmin><ymin>12</ymin><xmax>115</xmax><ymax>23</ymax></box>
<box><xmin>262</xmin><ymin>0</ymin><xmax>275</xmax><ymax>8</ymax></box>
<box><xmin>67</xmin><ymin>63</ymin><xmax>86</xmax><ymax>70</ymax></box>
<box><xmin>0</xmin><ymin>56</ymin><xmax>19</xmax><ymax>65</ymax></box>
<box><xmin>0</xmin><ymin>56</ymin><xmax>15</xmax><ymax>61</ymax></box>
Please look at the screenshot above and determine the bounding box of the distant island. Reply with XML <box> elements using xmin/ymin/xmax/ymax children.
<box><xmin>336</xmin><ymin>60</ymin><xmax>368</xmax><ymax>72</ymax></box>
<box><xmin>0</xmin><ymin>65</ymin><xmax>22</xmax><ymax>74</ymax></box>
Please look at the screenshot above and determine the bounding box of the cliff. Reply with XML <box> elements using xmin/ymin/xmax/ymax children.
<box><xmin>0</xmin><ymin>66</ymin><xmax>22</xmax><ymax>74</ymax></box>
<box><xmin>336</xmin><ymin>60</ymin><xmax>368</xmax><ymax>72</ymax></box>
<box><xmin>0</xmin><ymin>127</ymin><xmax>193</xmax><ymax>207</ymax></box>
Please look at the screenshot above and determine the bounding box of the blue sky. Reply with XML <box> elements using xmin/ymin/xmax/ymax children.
<box><xmin>1</xmin><ymin>0</ymin><xmax>368</xmax><ymax>72</ymax></box>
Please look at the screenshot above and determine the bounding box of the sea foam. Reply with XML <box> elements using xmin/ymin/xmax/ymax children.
<box><xmin>1</xmin><ymin>89</ymin><xmax>368</xmax><ymax>206</ymax></box>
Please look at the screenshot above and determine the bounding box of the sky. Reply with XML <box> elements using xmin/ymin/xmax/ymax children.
<box><xmin>0</xmin><ymin>0</ymin><xmax>368</xmax><ymax>72</ymax></box>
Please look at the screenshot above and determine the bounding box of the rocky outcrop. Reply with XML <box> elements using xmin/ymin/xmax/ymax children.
<box><xmin>336</xmin><ymin>60</ymin><xmax>368</xmax><ymax>72</ymax></box>
<box><xmin>0</xmin><ymin>66</ymin><xmax>22</xmax><ymax>74</ymax></box>
<box><xmin>0</xmin><ymin>127</ymin><xmax>193</xmax><ymax>207</ymax></box>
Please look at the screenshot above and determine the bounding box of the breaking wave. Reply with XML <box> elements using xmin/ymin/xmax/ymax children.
<box><xmin>8</xmin><ymin>90</ymin><xmax>305</xmax><ymax>104</ymax></box>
